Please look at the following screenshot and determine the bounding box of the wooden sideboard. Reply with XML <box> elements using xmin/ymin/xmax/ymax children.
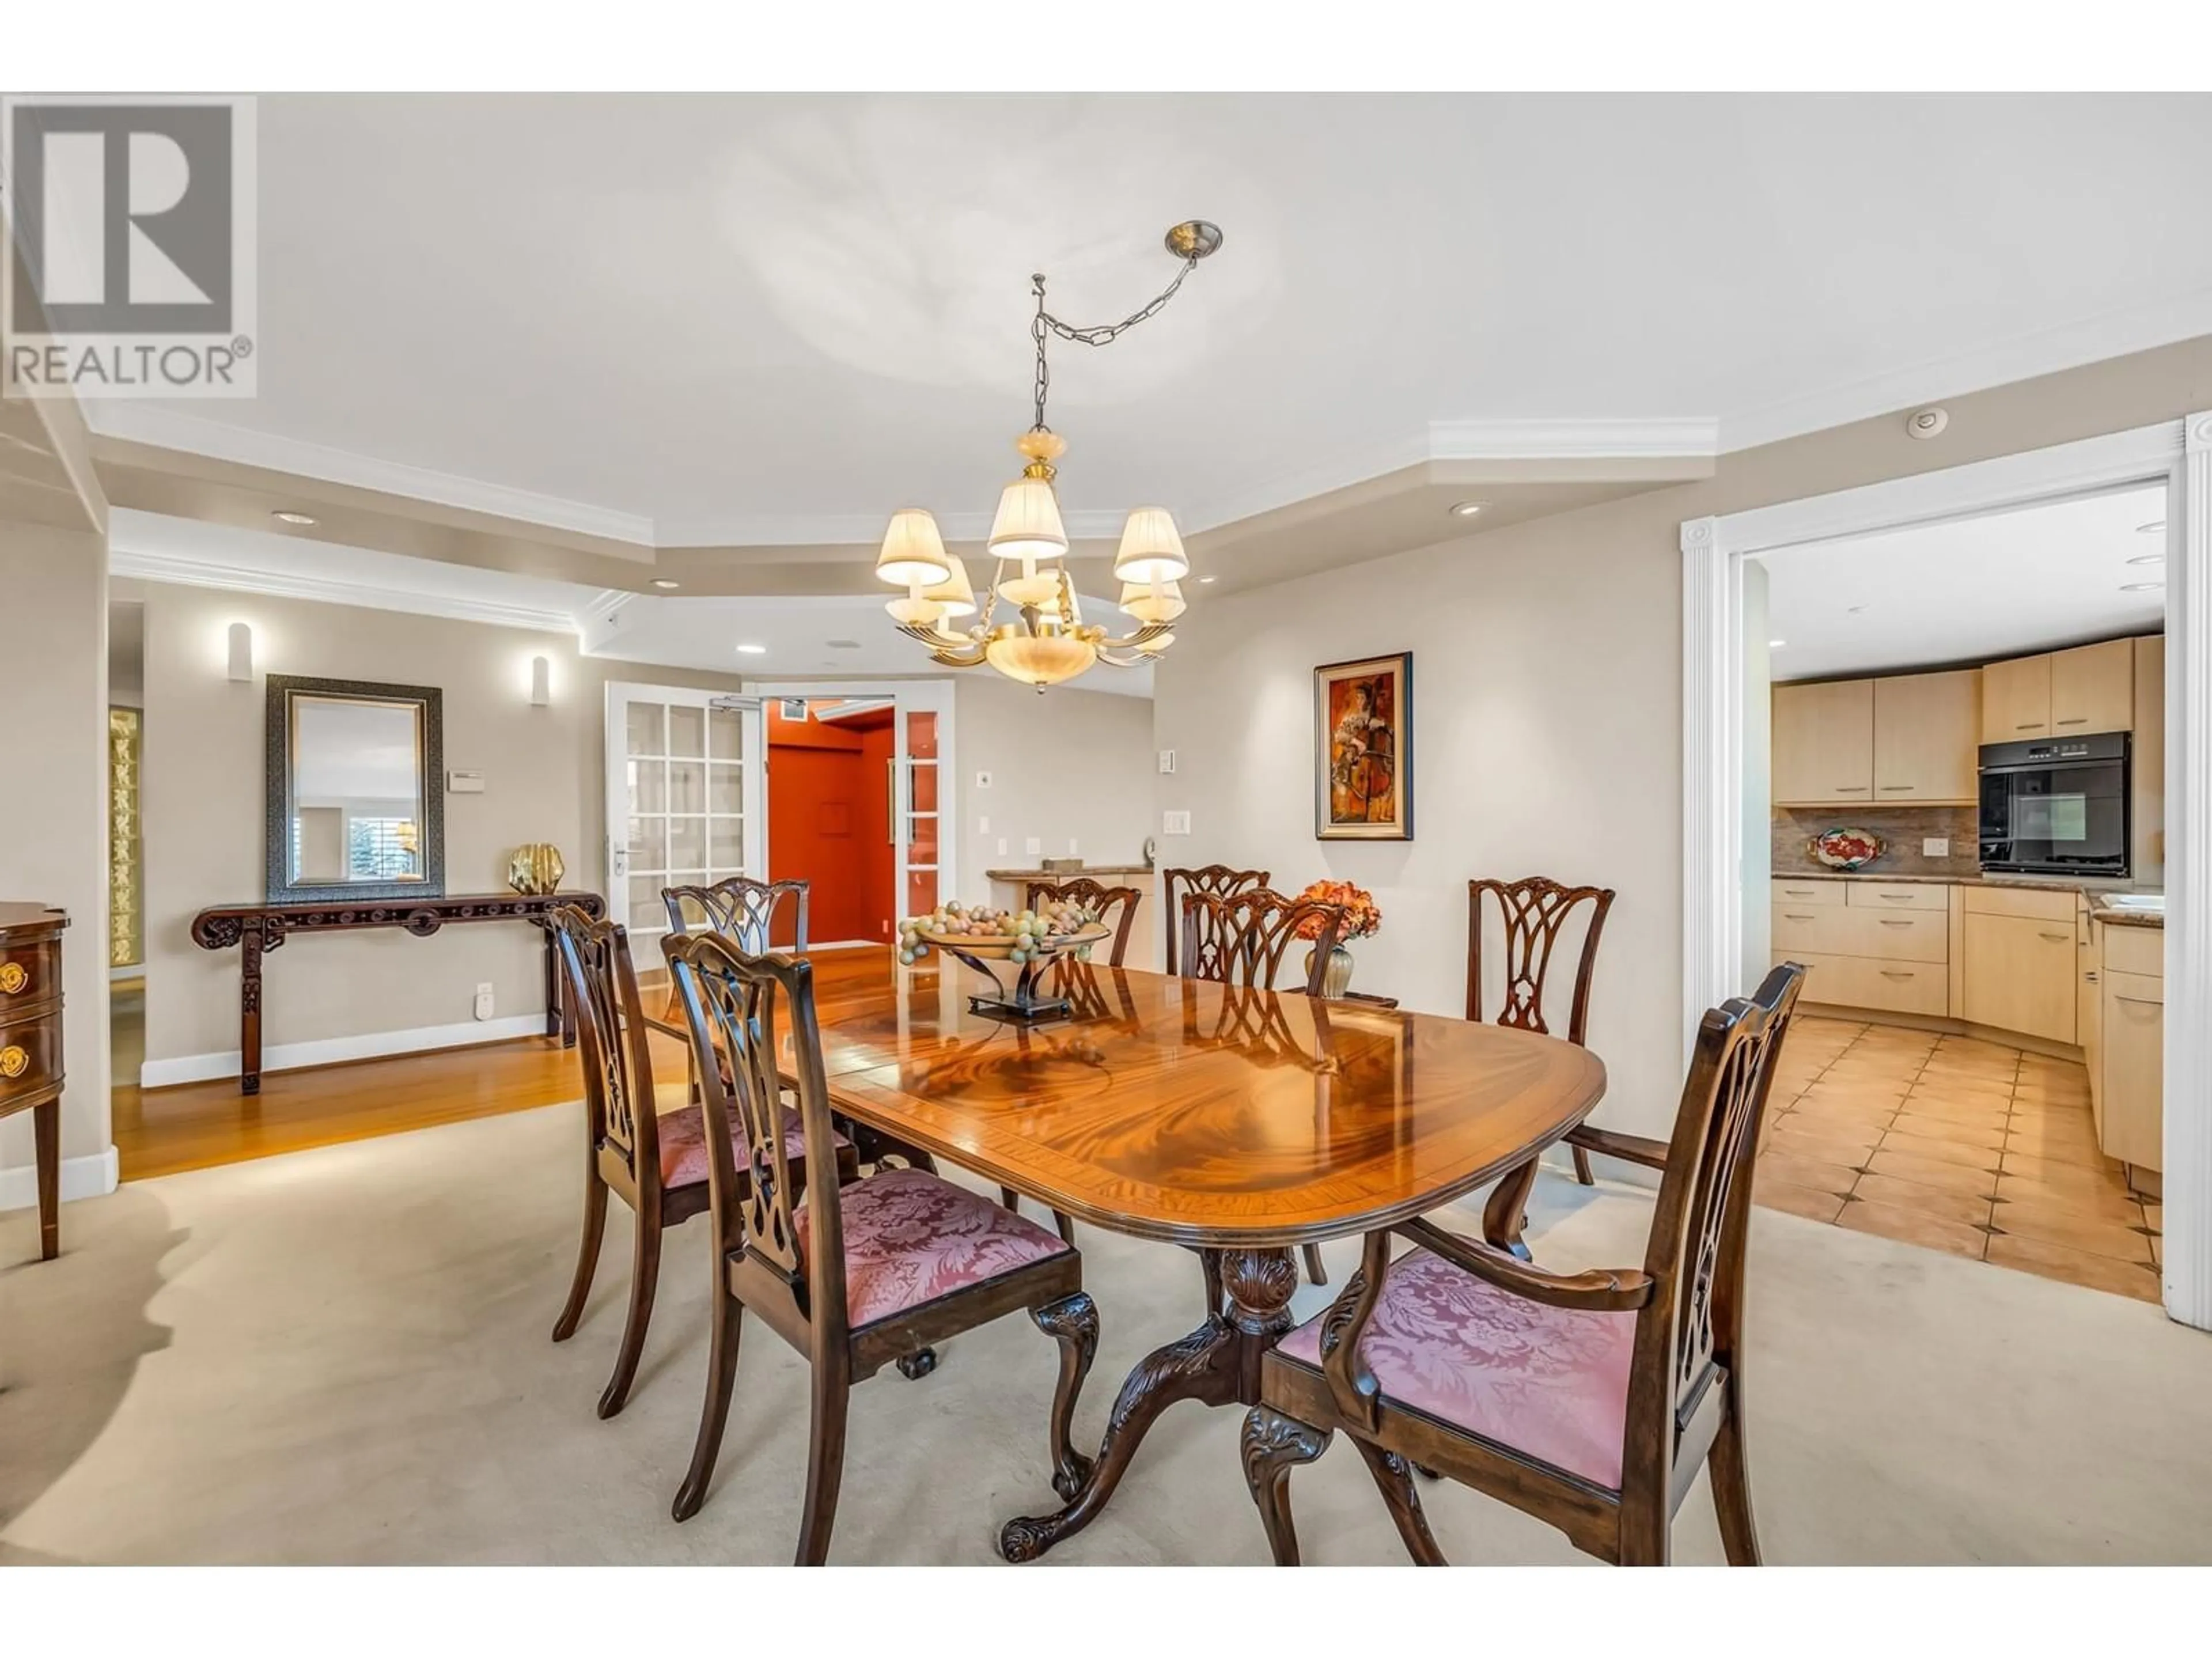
<box><xmin>189</xmin><ymin>892</ymin><xmax>605</xmax><ymax>1096</ymax></box>
<box><xmin>1</xmin><ymin>902</ymin><xmax>69</xmax><ymax>1262</ymax></box>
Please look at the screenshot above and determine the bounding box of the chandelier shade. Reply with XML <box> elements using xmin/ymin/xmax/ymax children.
<box><xmin>1111</xmin><ymin>506</ymin><xmax>1189</xmax><ymax>585</ymax></box>
<box><xmin>1119</xmin><ymin>578</ymin><xmax>1185</xmax><ymax>626</ymax></box>
<box><xmin>875</xmin><ymin>508</ymin><xmax>952</xmax><ymax>587</ymax></box>
<box><xmin>923</xmin><ymin>554</ymin><xmax>978</xmax><ymax>618</ymax></box>
<box><xmin>987</xmin><ymin>475</ymin><xmax>1069</xmax><ymax>567</ymax></box>
<box><xmin>985</xmin><ymin>629</ymin><xmax>1099</xmax><ymax>688</ymax></box>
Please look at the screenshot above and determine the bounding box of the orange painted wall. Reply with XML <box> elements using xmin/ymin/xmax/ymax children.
<box><xmin>767</xmin><ymin>703</ymin><xmax>895</xmax><ymax>944</ymax></box>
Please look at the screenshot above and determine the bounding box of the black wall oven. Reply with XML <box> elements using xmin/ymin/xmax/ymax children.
<box><xmin>1979</xmin><ymin>732</ymin><xmax>2130</xmax><ymax>878</ymax></box>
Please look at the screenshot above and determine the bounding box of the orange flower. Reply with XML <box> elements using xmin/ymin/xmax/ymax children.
<box><xmin>1292</xmin><ymin>878</ymin><xmax>1380</xmax><ymax>941</ymax></box>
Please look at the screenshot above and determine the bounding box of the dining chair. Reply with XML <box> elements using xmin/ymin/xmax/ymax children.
<box><xmin>1160</xmin><ymin>863</ymin><xmax>1270</xmax><ymax>976</ymax></box>
<box><xmin>1468</xmin><ymin>876</ymin><xmax>1617</xmax><ymax>1186</ymax></box>
<box><xmin>1180</xmin><ymin>886</ymin><xmax>1348</xmax><ymax>1292</ymax></box>
<box><xmin>1239</xmin><ymin>961</ymin><xmax>1806</xmax><ymax>1568</ymax></box>
<box><xmin>662</xmin><ymin>874</ymin><xmax>810</xmax><ymax>952</ymax></box>
<box><xmin>662</xmin><ymin>929</ymin><xmax>1100</xmax><ymax>1560</ymax></box>
<box><xmin>544</xmin><ymin>904</ymin><xmax>849</xmax><ymax>1419</ymax></box>
<box><xmin>1022</xmin><ymin>876</ymin><xmax>1142</xmax><ymax>968</ymax></box>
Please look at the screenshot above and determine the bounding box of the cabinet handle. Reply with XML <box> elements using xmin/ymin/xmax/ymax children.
<box><xmin>2016</xmin><ymin>722</ymin><xmax>2042</xmax><ymax>730</ymax></box>
<box><xmin>2114</xmin><ymin>994</ymin><xmax>2159</xmax><ymax>1008</ymax></box>
<box><xmin>1878</xmin><ymin>919</ymin><xmax>1914</xmax><ymax>927</ymax></box>
<box><xmin>1783</xmin><ymin>889</ymin><xmax>1818</xmax><ymax>897</ymax></box>
<box><xmin>1783</xmin><ymin>913</ymin><xmax>1816</xmax><ymax>922</ymax></box>
<box><xmin>1881</xmin><ymin>894</ymin><xmax>1913</xmax><ymax>903</ymax></box>
<box><xmin>1880</xmin><ymin>785</ymin><xmax>1914</xmax><ymax>791</ymax></box>
<box><xmin>2084</xmin><ymin>971</ymin><xmax>2099</xmax><ymax>983</ymax></box>
<box><xmin>1835</xmin><ymin>785</ymin><xmax>1870</xmax><ymax>793</ymax></box>
<box><xmin>2039</xmin><ymin>931</ymin><xmax>2070</xmax><ymax>943</ymax></box>
<box><xmin>1880</xmin><ymin>971</ymin><xmax>1915</xmax><ymax>980</ymax></box>
<box><xmin>2056</xmin><ymin>718</ymin><xmax>2089</xmax><ymax>726</ymax></box>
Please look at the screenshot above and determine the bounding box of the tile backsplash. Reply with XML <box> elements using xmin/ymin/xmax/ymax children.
<box><xmin>1771</xmin><ymin>805</ymin><xmax>1980</xmax><ymax>878</ymax></box>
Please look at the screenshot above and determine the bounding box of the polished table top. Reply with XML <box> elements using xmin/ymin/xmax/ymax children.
<box><xmin>805</xmin><ymin>955</ymin><xmax>1608</xmax><ymax>1248</ymax></box>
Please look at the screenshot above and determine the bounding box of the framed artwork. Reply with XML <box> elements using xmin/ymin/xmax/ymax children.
<box><xmin>1314</xmin><ymin>652</ymin><xmax>1412</xmax><ymax>840</ymax></box>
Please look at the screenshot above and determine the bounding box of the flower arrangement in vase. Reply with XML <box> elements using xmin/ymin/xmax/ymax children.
<box><xmin>1292</xmin><ymin>878</ymin><xmax>1381</xmax><ymax>997</ymax></box>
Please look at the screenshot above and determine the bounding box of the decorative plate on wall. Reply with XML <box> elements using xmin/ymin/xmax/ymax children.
<box><xmin>1810</xmin><ymin>828</ymin><xmax>1885</xmax><ymax>870</ymax></box>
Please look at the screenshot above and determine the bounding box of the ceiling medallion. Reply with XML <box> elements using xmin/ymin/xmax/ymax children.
<box><xmin>875</xmin><ymin>222</ymin><xmax>1221</xmax><ymax>690</ymax></box>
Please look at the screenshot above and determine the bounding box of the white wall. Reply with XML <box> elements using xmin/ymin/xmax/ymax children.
<box><xmin>1741</xmin><ymin>559</ymin><xmax>1772</xmax><ymax>991</ymax></box>
<box><xmin>1156</xmin><ymin>333</ymin><xmax>2212</xmax><ymax>1143</ymax></box>
<box><xmin>953</xmin><ymin>676</ymin><xmax>1157</xmax><ymax>883</ymax></box>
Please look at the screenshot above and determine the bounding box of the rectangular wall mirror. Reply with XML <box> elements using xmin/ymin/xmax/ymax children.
<box><xmin>266</xmin><ymin>675</ymin><xmax>445</xmax><ymax>903</ymax></box>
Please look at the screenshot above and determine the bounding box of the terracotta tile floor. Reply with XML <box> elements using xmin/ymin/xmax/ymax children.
<box><xmin>1756</xmin><ymin>1016</ymin><xmax>2162</xmax><ymax>1303</ymax></box>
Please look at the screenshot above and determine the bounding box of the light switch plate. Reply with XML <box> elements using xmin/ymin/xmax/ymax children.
<box><xmin>448</xmin><ymin>770</ymin><xmax>485</xmax><ymax>794</ymax></box>
<box><xmin>1025</xmin><ymin>836</ymin><xmax>1043</xmax><ymax>855</ymax></box>
<box><xmin>978</xmin><ymin>815</ymin><xmax>989</xmax><ymax>835</ymax></box>
<box><xmin>1067</xmin><ymin>838</ymin><xmax>1079</xmax><ymax>854</ymax></box>
<box><xmin>1923</xmin><ymin>837</ymin><xmax>1950</xmax><ymax>858</ymax></box>
<box><xmin>1163</xmin><ymin>810</ymin><xmax>1192</xmax><ymax>835</ymax></box>
<box><xmin>997</xmin><ymin>838</ymin><xmax>1008</xmax><ymax>856</ymax></box>
<box><xmin>1158</xmin><ymin>749</ymin><xmax>1177</xmax><ymax>774</ymax></box>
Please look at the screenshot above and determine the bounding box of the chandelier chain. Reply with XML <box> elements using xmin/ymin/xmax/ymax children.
<box><xmin>1028</xmin><ymin>257</ymin><xmax>1202</xmax><ymax>433</ymax></box>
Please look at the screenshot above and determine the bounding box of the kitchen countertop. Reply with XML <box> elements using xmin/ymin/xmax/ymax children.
<box><xmin>1774</xmin><ymin>869</ymin><xmax>2164</xmax><ymax>927</ymax></box>
<box><xmin>984</xmin><ymin>865</ymin><xmax>1156</xmax><ymax>882</ymax></box>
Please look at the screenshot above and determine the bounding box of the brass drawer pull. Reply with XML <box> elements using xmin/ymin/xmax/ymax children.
<box><xmin>0</xmin><ymin>963</ymin><xmax>25</xmax><ymax>995</ymax></box>
<box><xmin>0</xmin><ymin>1045</ymin><xmax>26</xmax><ymax>1079</ymax></box>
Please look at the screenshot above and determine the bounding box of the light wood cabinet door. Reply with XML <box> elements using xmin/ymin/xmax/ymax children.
<box><xmin>1960</xmin><ymin>912</ymin><xmax>2077</xmax><ymax>1043</ymax></box>
<box><xmin>2050</xmin><ymin>638</ymin><xmax>2134</xmax><ymax>736</ymax></box>
<box><xmin>1980</xmin><ymin>653</ymin><xmax>2052</xmax><ymax>744</ymax></box>
<box><xmin>2100</xmin><ymin>969</ymin><xmax>2162</xmax><ymax>1172</ymax></box>
<box><xmin>2080</xmin><ymin>910</ymin><xmax>2103</xmax><ymax>1133</ymax></box>
<box><xmin>1772</xmin><ymin>679</ymin><xmax>1874</xmax><ymax>806</ymax></box>
<box><xmin>1873</xmin><ymin>670</ymin><xmax>1980</xmax><ymax>803</ymax></box>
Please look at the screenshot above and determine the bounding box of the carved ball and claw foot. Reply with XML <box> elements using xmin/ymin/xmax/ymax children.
<box><xmin>896</xmin><ymin>1347</ymin><xmax>940</xmax><ymax>1380</ymax></box>
<box><xmin>999</xmin><ymin>1247</ymin><xmax>1298</xmax><ymax>1563</ymax></box>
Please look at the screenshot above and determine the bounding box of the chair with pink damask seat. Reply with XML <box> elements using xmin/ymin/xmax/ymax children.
<box><xmin>544</xmin><ymin>905</ymin><xmax>851</xmax><ymax>1422</ymax></box>
<box><xmin>1241</xmin><ymin>961</ymin><xmax>1805</xmax><ymax>1567</ymax></box>
<box><xmin>662</xmin><ymin>928</ymin><xmax>1099</xmax><ymax>1561</ymax></box>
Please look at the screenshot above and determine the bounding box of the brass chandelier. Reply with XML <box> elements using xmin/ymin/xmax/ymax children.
<box><xmin>875</xmin><ymin>221</ymin><xmax>1222</xmax><ymax>690</ymax></box>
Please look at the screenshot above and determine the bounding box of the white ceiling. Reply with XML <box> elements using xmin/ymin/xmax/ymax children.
<box><xmin>82</xmin><ymin>92</ymin><xmax>2212</xmax><ymax>548</ymax></box>
<box><xmin>1763</xmin><ymin>483</ymin><xmax>2169</xmax><ymax>681</ymax></box>
<box><xmin>106</xmin><ymin>508</ymin><xmax>1154</xmax><ymax>693</ymax></box>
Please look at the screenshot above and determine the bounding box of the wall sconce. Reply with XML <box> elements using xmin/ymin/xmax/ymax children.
<box><xmin>529</xmin><ymin>656</ymin><xmax>551</xmax><ymax>707</ymax></box>
<box><xmin>226</xmin><ymin>622</ymin><xmax>254</xmax><ymax>683</ymax></box>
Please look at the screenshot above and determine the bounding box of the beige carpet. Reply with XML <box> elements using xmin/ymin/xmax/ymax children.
<box><xmin>3</xmin><ymin>1102</ymin><xmax>2210</xmax><ymax>1565</ymax></box>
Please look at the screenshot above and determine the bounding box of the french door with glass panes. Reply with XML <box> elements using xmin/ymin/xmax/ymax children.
<box><xmin>604</xmin><ymin>684</ymin><xmax>765</xmax><ymax>957</ymax></box>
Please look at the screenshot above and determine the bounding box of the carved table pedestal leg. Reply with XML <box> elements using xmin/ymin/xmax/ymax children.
<box><xmin>238</xmin><ymin>925</ymin><xmax>265</xmax><ymax>1097</ymax></box>
<box><xmin>999</xmin><ymin>1245</ymin><xmax>1298</xmax><ymax>1562</ymax></box>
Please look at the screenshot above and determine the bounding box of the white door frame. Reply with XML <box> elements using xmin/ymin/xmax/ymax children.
<box><xmin>603</xmin><ymin>681</ymin><xmax>768</xmax><ymax>935</ymax></box>
<box><xmin>1682</xmin><ymin>412</ymin><xmax>2211</xmax><ymax>1329</ymax></box>
<box><xmin>751</xmin><ymin>678</ymin><xmax>959</xmax><ymax>919</ymax></box>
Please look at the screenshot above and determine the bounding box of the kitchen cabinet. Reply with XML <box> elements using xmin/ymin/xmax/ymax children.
<box><xmin>1772</xmin><ymin>679</ymin><xmax>1874</xmax><ymax>807</ymax></box>
<box><xmin>2100</xmin><ymin>969</ymin><xmax>2162</xmax><ymax>1179</ymax></box>
<box><xmin>1960</xmin><ymin>913</ymin><xmax>2077</xmax><ymax>1044</ymax></box>
<box><xmin>1979</xmin><ymin>641</ymin><xmax>2135</xmax><ymax>745</ymax></box>
<box><xmin>1873</xmin><ymin>671</ymin><xmax>1980</xmax><ymax>804</ymax></box>
<box><xmin>2050</xmin><ymin>639</ymin><xmax>2135</xmax><ymax>736</ymax></box>
<box><xmin>1981</xmin><ymin>653</ymin><xmax>2054</xmax><ymax>743</ymax></box>
<box><xmin>2079</xmin><ymin>904</ymin><xmax>2102</xmax><ymax>1134</ymax></box>
<box><xmin>1774</xmin><ymin>876</ymin><xmax>1951</xmax><ymax>1019</ymax></box>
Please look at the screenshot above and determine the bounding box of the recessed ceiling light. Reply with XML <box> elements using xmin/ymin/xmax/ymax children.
<box><xmin>1197</xmin><ymin>574</ymin><xmax>1217</xmax><ymax>584</ymax></box>
<box><xmin>650</xmin><ymin>578</ymin><xmax>680</xmax><ymax>590</ymax></box>
<box><xmin>1450</xmin><ymin>501</ymin><xmax>1487</xmax><ymax>518</ymax></box>
<box><xmin>2137</xmin><ymin>520</ymin><xmax>2166</xmax><ymax>534</ymax></box>
<box><xmin>735</xmin><ymin>643</ymin><xmax>768</xmax><ymax>655</ymax></box>
<box><xmin>2128</xmin><ymin>552</ymin><xmax>2165</xmax><ymax>566</ymax></box>
<box><xmin>1769</xmin><ymin>639</ymin><xmax>1787</xmax><ymax>649</ymax></box>
<box><xmin>1846</xmin><ymin>604</ymin><xmax>1869</xmax><ymax>615</ymax></box>
<box><xmin>271</xmin><ymin>510</ymin><xmax>316</xmax><ymax>527</ymax></box>
<box><xmin>2120</xmin><ymin>581</ymin><xmax>2165</xmax><ymax>593</ymax></box>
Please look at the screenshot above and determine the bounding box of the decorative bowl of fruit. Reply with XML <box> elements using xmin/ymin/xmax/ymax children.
<box><xmin>897</xmin><ymin>900</ymin><xmax>1111</xmax><ymax>1022</ymax></box>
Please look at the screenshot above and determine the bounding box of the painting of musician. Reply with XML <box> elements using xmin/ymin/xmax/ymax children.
<box><xmin>1314</xmin><ymin>652</ymin><xmax>1412</xmax><ymax>840</ymax></box>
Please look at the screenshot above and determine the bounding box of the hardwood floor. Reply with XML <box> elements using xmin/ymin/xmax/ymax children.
<box><xmin>111</xmin><ymin>950</ymin><xmax>893</xmax><ymax>1182</ymax></box>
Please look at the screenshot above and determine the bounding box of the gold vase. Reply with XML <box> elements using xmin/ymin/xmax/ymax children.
<box><xmin>1304</xmin><ymin>943</ymin><xmax>1356</xmax><ymax>998</ymax></box>
<box><xmin>507</xmin><ymin>843</ymin><xmax>566</xmax><ymax>895</ymax></box>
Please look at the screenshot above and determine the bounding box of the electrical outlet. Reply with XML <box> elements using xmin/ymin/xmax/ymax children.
<box><xmin>472</xmin><ymin>982</ymin><xmax>495</xmax><ymax>1022</ymax></box>
<box><xmin>1163</xmin><ymin>810</ymin><xmax>1192</xmax><ymax>835</ymax></box>
<box><xmin>1025</xmin><ymin>836</ymin><xmax>1043</xmax><ymax>855</ymax></box>
<box><xmin>997</xmin><ymin>837</ymin><xmax>1009</xmax><ymax>856</ymax></box>
<box><xmin>1923</xmin><ymin>837</ymin><xmax>1950</xmax><ymax>858</ymax></box>
<box><xmin>978</xmin><ymin>815</ymin><xmax>990</xmax><ymax>834</ymax></box>
<box><xmin>1158</xmin><ymin>749</ymin><xmax>1177</xmax><ymax>774</ymax></box>
<box><xmin>1067</xmin><ymin>838</ymin><xmax>1079</xmax><ymax>854</ymax></box>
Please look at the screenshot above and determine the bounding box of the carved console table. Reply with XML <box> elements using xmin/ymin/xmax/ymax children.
<box><xmin>189</xmin><ymin>892</ymin><xmax>607</xmax><ymax>1096</ymax></box>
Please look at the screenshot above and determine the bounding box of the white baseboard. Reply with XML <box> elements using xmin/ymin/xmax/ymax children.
<box><xmin>0</xmin><ymin>1144</ymin><xmax>119</xmax><ymax>1211</ymax></box>
<box><xmin>141</xmin><ymin>1013</ymin><xmax>551</xmax><ymax>1088</ymax></box>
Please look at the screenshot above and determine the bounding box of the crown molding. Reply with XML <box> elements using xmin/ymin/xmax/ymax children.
<box><xmin>1716</xmin><ymin>285</ymin><xmax>2212</xmax><ymax>454</ymax></box>
<box><xmin>108</xmin><ymin>546</ymin><xmax>582</xmax><ymax>635</ymax></box>
<box><xmin>1429</xmin><ymin>417</ymin><xmax>1720</xmax><ymax>459</ymax></box>
<box><xmin>84</xmin><ymin>402</ymin><xmax>658</xmax><ymax>547</ymax></box>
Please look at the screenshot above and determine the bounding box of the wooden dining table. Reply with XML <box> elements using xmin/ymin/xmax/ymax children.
<box><xmin>801</xmin><ymin>950</ymin><xmax>1608</xmax><ymax>1562</ymax></box>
